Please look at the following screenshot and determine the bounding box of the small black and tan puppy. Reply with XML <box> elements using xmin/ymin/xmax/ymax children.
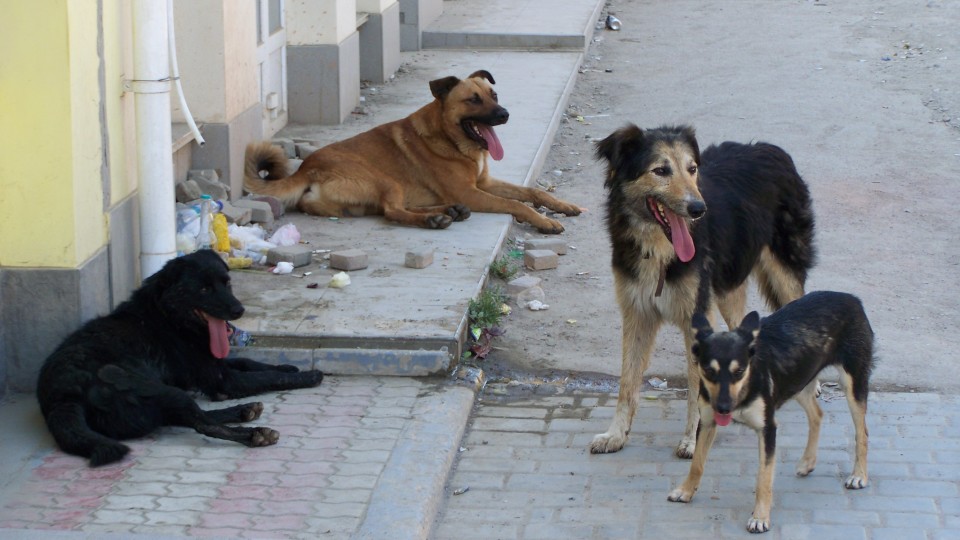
<box><xmin>667</xmin><ymin>291</ymin><xmax>874</xmax><ymax>533</ymax></box>
<box><xmin>36</xmin><ymin>250</ymin><xmax>324</xmax><ymax>467</ymax></box>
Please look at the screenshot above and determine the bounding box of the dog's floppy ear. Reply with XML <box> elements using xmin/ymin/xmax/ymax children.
<box><xmin>429</xmin><ymin>76</ymin><xmax>461</xmax><ymax>100</ymax></box>
<box><xmin>595</xmin><ymin>124</ymin><xmax>644</xmax><ymax>187</ymax></box>
<box><xmin>679</xmin><ymin>125</ymin><xmax>701</xmax><ymax>164</ymax></box>
<box><xmin>468</xmin><ymin>70</ymin><xmax>495</xmax><ymax>84</ymax></box>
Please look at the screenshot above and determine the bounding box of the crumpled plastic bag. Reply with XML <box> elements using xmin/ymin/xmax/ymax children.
<box><xmin>269</xmin><ymin>223</ymin><xmax>301</xmax><ymax>247</ymax></box>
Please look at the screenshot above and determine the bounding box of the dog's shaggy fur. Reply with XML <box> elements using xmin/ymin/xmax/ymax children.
<box><xmin>589</xmin><ymin>124</ymin><xmax>816</xmax><ymax>458</ymax></box>
<box><xmin>669</xmin><ymin>291</ymin><xmax>874</xmax><ymax>533</ymax></box>
<box><xmin>36</xmin><ymin>250</ymin><xmax>324</xmax><ymax>466</ymax></box>
<box><xmin>243</xmin><ymin>70</ymin><xmax>581</xmax><ymax>233</ymax></box>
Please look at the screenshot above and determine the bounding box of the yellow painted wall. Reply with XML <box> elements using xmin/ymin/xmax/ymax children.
<box><xmin>0</xmin><ymin>1</ymin><xmax>110</xmax><ymax>268</ymax></box>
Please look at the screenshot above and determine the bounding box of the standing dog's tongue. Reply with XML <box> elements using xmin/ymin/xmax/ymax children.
<box><xmin>205</xmin><ymin>315</ymin><xmax>230</xmax><ymax>359</ymax></box>
<box><xmin>665</xmin><ymin>210</ymin><xmax>695</xmax><ymax>262</ymax></box>
<box><xmin>714</xmin><ymin>412</ymin><xmax>733</xmax><ymax>427</ymax></box>
<box><xmin>477</xmin><ymin>124</ymin><xmax>504</xmax><ymax>161</ymax></box>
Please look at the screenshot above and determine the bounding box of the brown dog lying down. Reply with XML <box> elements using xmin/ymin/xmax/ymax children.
<box><xmin>243</xmin><ymin>70</ymin><xmax>582</xmax><ymax>233</ymax></box>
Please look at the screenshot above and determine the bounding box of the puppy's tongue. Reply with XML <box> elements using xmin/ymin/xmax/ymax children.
<box><xmin>478</xmin><ymin>124</ymin><xmax>504</xmax><ymax>161</ymax></box>
<box><xmin>665</xmin><ymin>210</ymin><xmax>695</xmax><ymax>262</ymax></box>
<box><xmin>714</xmin><ymin>412</ymin><xmax>733</xmax><ymax>427</ymax></box>
<box><xmin>205</xmin><ymin>315</ymin><xmax>230</xmax><ymax>359</ymax></box>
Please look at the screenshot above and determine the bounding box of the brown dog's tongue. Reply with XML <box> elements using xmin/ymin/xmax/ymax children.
<box><xmin>715</xmin><ymin>412</ymin><xmax>733</xmax><ymax>427</ymax></box>
<box><xmin>207</xmin><ymin>316</ymin><xmax>230</xmax><ymax>359</ymax></box>
<box><xmin>666</xmin><ymin>211</ymin><xmax>695</xmax><ymax>262</ymax></box>
<box><xmin>478</xmin><ymin>125</ymin><xmax>504</xmax><ymax>161</ymax></box>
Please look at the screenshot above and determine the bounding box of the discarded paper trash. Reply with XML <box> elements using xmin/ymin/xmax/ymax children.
<box><xmin>272</xmin><ymin>261</ymin><xmax>294</xmax><ymax>274</ymax></box>
<box><xmin>329</xmin><ymin>271</ymin><xmax>351</xmax><ymax>288</ymax></box>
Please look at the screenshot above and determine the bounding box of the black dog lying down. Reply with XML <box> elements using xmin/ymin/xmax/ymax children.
<box><xmin>668</xmin><ymin>291</ymin><xmax>874</xmax><ymax>533</ymax></box>
<box><xmin>36</xmin><ymin>250</ymin><xmax>324</xmax><ymax>466</ymax></box>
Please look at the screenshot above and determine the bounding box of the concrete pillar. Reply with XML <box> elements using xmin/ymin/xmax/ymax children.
<box><xmin>398</xmin><ymin>0</ymin><xmax>442</xmax><ymax>51</ymax></box>
<box><xmin>287</xmin><ymin>0</ymin><xmax>361</xmax><ymax>125</ymax></box>
<box><xmin>358</xmin><ymin>0</ymin><xmax>401</xmax><ymax>84</ymax></box>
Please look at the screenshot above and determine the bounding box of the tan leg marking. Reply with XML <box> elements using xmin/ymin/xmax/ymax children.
<box><xmin>669</xmin><ymin>403</ymin><xmax>718</xmax><ymax>502</ymax></box>
<box><xmin>748</xmin><ymin>433</ymin><xmax>777</xmax><ymax>533</ymax></box>
<box><xmin>841</xmin><ymin>371</ymin><xmax>870</xmax><ymax>489</ymax></box>
<box><xmin>794</xmin><ymin>380</ymin><xmax>823</xmax><ymax>476</ymax></box>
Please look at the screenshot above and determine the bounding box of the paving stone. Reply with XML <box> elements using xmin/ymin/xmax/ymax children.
<box><xmin>218</xmin><ymin>200</ymin><xmax>251</xmax><ymax>225</ymax></box>
<box><xmin>506</xmin><ymin>274</ymin><xmax>542</xmax><ymax>294</ymax></box>
<box><xmin>404</xmin><ymin>248</ymin><xmax>434</xmax><ymax>269</ymax></box>
<box><xmin>188</xmin><ymin>169</ymin><xmax>229</xmax><ymax>200</ymax></box>
<box><xmin>251</xmin><ymin>194</ymin><xmax>285</xmax><ymax>219</ymax></box>
<box><xmin>525</xmin><ymin>237</ymin><xmax>567</xmax><ymax>255</ymax></box>
<box><xmin>296</xmin><ymin>143</ymin><xmax>319</xmax><ymax>159</ymax></box>
<box><xmin>524</xmin><ymin>249</ymin><xmax>559</xmax><ymax>270</ymax></box>
<box><xmin>267</xmin><ymin>244</ymin><xmax>313</xmax><ymax>267</ymax></box>
<box><xmin>330</xmin><ymin>249</ymin><xmax>369</xmax><ymax>271</ymax></box>
<box><xmin>271</xmin><ymin>138</ymin><xmax>297</xmax><ymax>158</ymax></box>
<box><xmin>175</xmin><ymin>179</ymin><xmax>202</xmax><ymax>203</ymax></box>
<box><xmin>233</xmin><ymin>199</ymin><xmax>274</xmax><ymax>225</ymax></box>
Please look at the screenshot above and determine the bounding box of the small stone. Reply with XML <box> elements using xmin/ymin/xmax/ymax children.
<box><xmin>267</xmin><ymin>245</ymin><xmax>313</xmax><ymax>267</ymax></box>
<box><xmin>233</xmin><ymin>199</ymin><xmax>274</xmax><ymax>225</ymax></box>
<box><xmin>524</xmin><ymin>249</ymin><xmax>559</xmax><ymax>271</ymax></box>
<box><xmin>218</xmin><ymin>200</ymin><xmax>252</xmax><ymax>225</ymax></box>
<box><xmin>329</xmin><ymin>249</ymin><xmax>369</xmax><ymax>271</ymax></box>
<box><xmin>405</xmin><ymin>249</ymin><xmax>434</xmax><ymax>269</ymax></box>
<box><xmin>506</xmin><ymin>275</ymin><xmax>542</xmax><ymax>294</ymax></box>
<box><xmin>295</xmin><ymin>143</ymin><xmax>319</xmax><ymax>159</ymax></box>
<box><xmin>525</xmin><ymin>238</ymin><xmax>567</xmax><ymax>255</ymax></box>
<box><xmin>175</xmin><ymin>179</ymin><xmax>202</xmax><ymax>203</ymax></box>
<box><xmin>251</xmin><ymin>195</ymin><xmax>284</xmax><ymax>219</ymax></box>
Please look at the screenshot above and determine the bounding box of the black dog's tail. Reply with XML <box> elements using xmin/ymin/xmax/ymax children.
<box><xmin>44</xmin><ymin>403</ymin><xmax>130</xmax><ymax>467</ymax></box>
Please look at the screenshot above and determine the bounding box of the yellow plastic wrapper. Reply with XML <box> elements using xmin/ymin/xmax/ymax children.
<box><xmin>212</xmin><ymin>213</ymin><xmax>230</xmax><ymax>252</ymax></box>
<box><xmin>227</xmin><ymin>256</ymin><xmax>253</xmax><ymax>270</ymax></box>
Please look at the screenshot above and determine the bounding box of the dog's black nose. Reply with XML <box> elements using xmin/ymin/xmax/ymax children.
<box><xmin>494</xmin><ymin>107</ymin><xmax>509</xmax><ymax>122</ymax></box>
<box><xmin>687</xmin><ymin>200</ymin><xmax>706</xmax><ymax>219</ymax></box>
<box><xmin>230</xmin><ymin>305</ymin><xmax>245</xmax><ymax>319</ymax></box>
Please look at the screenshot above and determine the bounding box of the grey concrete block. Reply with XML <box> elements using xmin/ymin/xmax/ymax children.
<box><xmin>189</xmin><ymin>169</ymin><xmax>230</xmax><ymax>200</ymax></box>
<box><xmin>267</xmin><ymin>245</ymin><xmax>313</xmax><ymax>267</ymax></box>
<box><xmin>524</xmin><ymin>249</ymin><xmax>559</xmax><ymax>270</ymax></box>
<box><xmin>525</xmin><ymin>238</ymin><xmax>568</xmax><ymax>255</ymax></box>
<box><xmin>506</xmin><ymin>275</ymin><xmax>542</xmax><ymax>294</ymax></box>
<box><xmin>218</xmin><ymin>200</ymin><xmax>252</xmax><ymax>225</ymax></box>
<box><xmin>286</xmin><ymin>158</ymin><xmax>304</xmax><ymax>176</ymax></box>
<box><xmin>330</xmin><ymin>249</ymin><xmax>369</xmax><ymax>271</ymax></box>
<box><xmin>233</xmin><ymin>199</ymin><xmax>274</xmax><ymax>226</ymax></box>
<box><xmin>296</xmin><ymin>143</ymin><xmax>319</xmax><ymax>159</ymax></box>
<box><xmin>175</xmin><ymin>179</ymin><xmax>202</xmax><ymax>203</ymax></box>
<box><xmin>405</xmin><ymin>249</ymin><xmax>434</xmax><ymax>269</ymax></box>
<box><xmin>272</xmin><ymin>138</ymin><xmax>297</xmax><ymax>159</ymax></box>
<box><xmin>251</xmin><ymin>195</ymin><xmax>284</xmax><ymax>219</ymax></box>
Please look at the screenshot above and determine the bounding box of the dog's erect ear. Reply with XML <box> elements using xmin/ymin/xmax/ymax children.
<box><xmin>468</xmin><ymin>70</ymin><xmax>495</xmax><ymax>84</ymax></box>
<box><xmin>429</xmin><ymin>76</ymin><xmax>461</xmax><ymax>100</ymax></box>
<box><xmin>691</xmin><ymin>312</ymin><xmax>713</xmax><ymax>342</ymax></box>
<box><xmin>679</xmin><ymin>125</ymin><xmax>701</xmax><ymax>164</ymax></box>
<box><xmin>595</xmin><ymin>124</ymin><xmax>644</xmax><ymax>187</ymax></box>
<box><xmin>738</xmin><ymin>311</ymin><xmax>761</xmax><ymax>356</ymax></box>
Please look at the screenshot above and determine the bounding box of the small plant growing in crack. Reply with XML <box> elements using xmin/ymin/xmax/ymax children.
<box><xmin>465</xmin><ymin>287</ymin><xmax>509</xmax><ymax>360</ymax></box>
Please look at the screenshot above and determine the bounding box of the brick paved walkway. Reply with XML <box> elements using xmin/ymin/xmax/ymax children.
<box><xmin>0</xmin><ymin>376</ymin><xmax>474</xmax><ymax>539</ymax></box>
<box><xmin>433</xmin><ymin>390</ymin><xmax>960</xmax><ymax>539</ymax></box>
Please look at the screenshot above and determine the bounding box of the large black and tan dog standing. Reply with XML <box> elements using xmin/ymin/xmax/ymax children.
<box><xmin>669</xmin><ymin>291</ymin><xmax>874</xmax><ymax>533</ymax></box>
<box><xmin>244</xmin><ymin>70</ymin><xmax>582</xmax><ymax>233</ymax></box>
<box><xmin>36</xmin><ymin>250</ymin><xmax>325</xmax><ymax>467</ymax></box>
<box><xmin>589</xmin><ymin>125</ymin><xmax>816</xmax><ymax>458</ymax></box>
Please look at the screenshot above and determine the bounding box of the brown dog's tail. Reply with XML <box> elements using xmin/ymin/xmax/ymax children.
<box><xmin>243</xmin><ymin>142</ymin><xmax>309</xmax><ymax>209</ymax></box>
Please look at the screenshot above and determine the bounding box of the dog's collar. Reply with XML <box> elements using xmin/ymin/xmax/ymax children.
<box><xmin>655</xmin><ymin>266</ymin><xmax>665</xmax><ymax>297</ymax></box>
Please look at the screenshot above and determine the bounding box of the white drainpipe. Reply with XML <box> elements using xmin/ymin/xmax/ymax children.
<box><xmin>132</xmin><ymin>0</ymin><xmax>176</xmax><ymax>278</ymax></box>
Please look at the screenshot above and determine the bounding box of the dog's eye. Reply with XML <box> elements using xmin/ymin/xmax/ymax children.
<box><xmin>733</xmin><ymin>368</ymin><xmax>746</xmax><ymax>378</ymax></box>
<box><xmin>491</xmin><ymin>91</ymin><xmax>498</xmax><ymax>102</ymax></box>
<box><xmin>688</xmin><ymin>165</ymin><xmax>698</xmax><ymax>175</ymax></box>
<box><xmin>469</xmin><ymin>94</ymin><xmax>482</xmax><ymax>104</ymax></box>
<box><xmin>652</xmin><ymin>167</ymin><xmax>670</xmax><ymax>176</ymax></box>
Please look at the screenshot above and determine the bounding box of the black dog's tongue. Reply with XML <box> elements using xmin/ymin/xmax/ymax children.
<box><xmin>203</xmin><ymin>314</ymin><xmax>230</xmax><ymax>359</ymax></box>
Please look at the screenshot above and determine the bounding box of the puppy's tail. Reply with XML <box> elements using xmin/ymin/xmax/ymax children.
<box><xmin>243</xmin><ymin>142</ymin><xmax>310</xmax><ymax>210</ymax></box>
<box><xmin>44</xmin><ymin>403</ymin><xmax>130</xmax><ymax>467</ymax></box>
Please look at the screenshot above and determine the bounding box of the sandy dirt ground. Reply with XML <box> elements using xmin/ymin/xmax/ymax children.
<box><xmin>482</xmin><ymin>0</ymin><xmax>960</xmax><ymax>393</ymax></box>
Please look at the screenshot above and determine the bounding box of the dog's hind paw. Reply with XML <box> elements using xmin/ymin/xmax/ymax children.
<box><xmin>589</xmin><ymin>432</ymin><xmax>627</xmax><ymax>454</ymax></box>
<box><xmin>746</xmin><ymin>516</ymin><xmax>771</xmax><ymax>534</ymax></box>
<box><xmin>89</xmin><ymin>442</ymin><xmax>131</xmax><ymax>467</ymax></box>
<box><xmin>844</xmin><ymin>474</ymin><xmax>868</xmax><ymax>489</ymax></box>
<box><xmin>249</xmin><ymin>427</ymin><xmax>280</xmax><ymax>447</ymax></box>
<box><xmin>242</xmin><ymin>402</ymin><xmax>265</xmax><ymax>422</ymax></box>
<box><xmin>676</xmin><ymin>437</ymin><xmax>696</xmax><ymax>459</ymax></box>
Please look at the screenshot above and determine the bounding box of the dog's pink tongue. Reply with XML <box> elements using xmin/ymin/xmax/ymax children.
<box><xmin>666</xmin><ymin>210</ymin><xmax>695</xmax><ymax>262</ymax></box>
<box><xmin>478</xmin><ymin>125</ymin><xmax>504</xmax><ymax>161</ymax></box>
<box><xmin>715</xmin><ymin>412</ymin><xmax>733</xmax><ymax>427</ymax></box>
<box><xmin>207</xmin><ymin>316</ymin><xmax>230</xmax><ymax>359</ymax></box>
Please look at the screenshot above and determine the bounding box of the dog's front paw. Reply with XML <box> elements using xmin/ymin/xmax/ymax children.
<box><xmin>303</xmin><ymin>369</ymin><xmax>325</xmax><ymax>387</ymax></box>
<box><xmin>667</xmin><ymin>486</ymin><xmax>694</xmax><ymax>503</ymax></box>
<box><xmin>746</xmin><ymin>515</ymin><xmax>771</xmax><ymax>534</ymax></box>
<box><xmin>249</xmin><ymin>427</ymin><xmax>280</xmax><ymax>447</ymax></box>
<box><xmin>446</xmin><ymin>204</ymin><xmax>471</xmax><ymax>222</ymax></box>
<box><xmin>795</xmin><ymin>456</ymin><xmax>817</xmax><ymax>477</ymax></box>
<box><xmin>241</xmin><ymin>402</ymin><xmax>264</xmax><ymax>422</ymax></box>
<box><xmin>535</xmin><ymin>217</ymin><xmax>565</xmax><ymax>235</ymax></box>
<box><xmin>554</xmin><ymin>202</ymin><xmax>583</xmax><ymax>217</ymax></box>
<box><xmin>844</xmin><ymin>474</ymin><xmax>868</xmax><ymax>489</ymax></box>
<box><xmin>425</xmin><ymin>214</ymin><xmax>454</xmax><ymax>229</ymax></box>
<box><xmin>275</xmin><ymin>364</ymin><xmax>300</xmax><ymax>373</ymax></box>
<box><xmin>676</xmin><ymin>436</ymin><xmax>696</xmax><ymax>459</ymax></box>
<box><xmin>589</xmin><ymin>431</ymin><xmax>627</xmax><ymax>454</ymax></box>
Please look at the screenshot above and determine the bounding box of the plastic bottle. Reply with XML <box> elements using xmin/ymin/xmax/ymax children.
<box><xmin>197</xmin><ymin>194</ymin><xmax>214</xmax><ymax>249</ymax></box>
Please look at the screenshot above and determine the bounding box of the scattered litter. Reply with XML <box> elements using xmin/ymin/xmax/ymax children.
<box><xmin>500</xmin><ymin>304</ymin><xmax>512</xmax><ymax>316</ymax></box>
<box><xmin>566</xmin><ymin>319</ymin><xmax>577</xmax><ymax>325</ymax></box>
<box><xmin>459</xmin><ymin>446</ymin><xmax>467</xmax><ymax>453</ymax></box>
<box><xmin>648</xmin><ymin>377</ymin><xmax>668</xmax><ymax>390</ymax></box>
<box><xmin>269</xmin><ymin>223</ymin><xmax>301</xmax><ymax>246</ymax></box>
<box><xmin>453</xmin><ymin>486</ymin><xmax>470</xmax><ymax>496</ymax></box>
<box><xmin>306</xmin><ymin>283</ymin><xmax>319</xmax><ymax>289</ymax></box>
<box><xmin>605</xmin><ymin>14</ymin><xmax>622</xmax><ymax>31</ymax></box>
<box><xmin>526</xmin><ymin>300</ymin><xmax>550</xmax><ymax>311</ymax></box>
<box><xmin>271</xmin><ymin>262</ymin><xmax>294</xmax><ymax>274</ymax></box>
<box><xmin>329</xmin><ymin>272</ymin><xmax>351</xmax><ymax>288</ymax></box>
